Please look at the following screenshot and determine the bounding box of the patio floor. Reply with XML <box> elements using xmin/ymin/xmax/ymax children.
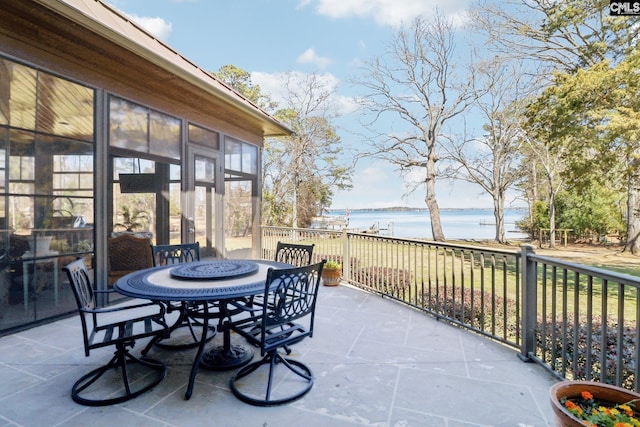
<box><xmin>0</xmin><ymin>282</ymin><xmax>559</xmax><ymax>427</ymax></box>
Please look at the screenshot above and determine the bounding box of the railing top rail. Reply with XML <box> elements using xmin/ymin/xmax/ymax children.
<box><xmin>263</xmin><ymin>226</ymin><xmax>341</xmax><ymax>233</ymax></box>
<box><xmin>262</xmin><ymin>225</ymin><xmax>521</xmax><ymax>257</ymax></box>
<box><xmin>528</xmin><ymin>252</ymin><xmax>640</xmax><ymax>287</ymax></box>
<box><xmin>262</xmin><ymin>227</ymin><xmax>343</xmax><ymax>239</ymax></box>
<box><xmin>345</xmin><ymin>231</ymin><xmax>520</xmax><ymax>257</ymax></box>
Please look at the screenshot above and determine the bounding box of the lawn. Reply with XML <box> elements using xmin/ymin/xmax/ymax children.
<box><xmin>533</xmin><ymin>243</ymin><xmax>640</xmax><ymax>277</ymax></box>
<box><xmin>448</xmin><ymin>239</ymin><xmax>640</xmax><ymax>277</ymax></box>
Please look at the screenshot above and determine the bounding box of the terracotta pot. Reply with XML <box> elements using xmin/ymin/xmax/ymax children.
<box><xmin>549</xmin><ymin>380</ymin><xmax>640</xmax><ymax>427</ymax></box>
<box><xmin>321</xmin><ymin>268</ymin><xmax>341</xmax><ymax>286</ymax></box>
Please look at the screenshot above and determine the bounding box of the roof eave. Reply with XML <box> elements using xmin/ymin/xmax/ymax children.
<box><xmin>37</xmin><ymin>0</ymin><xmax>291</xmax><ymax>137</ymax></box>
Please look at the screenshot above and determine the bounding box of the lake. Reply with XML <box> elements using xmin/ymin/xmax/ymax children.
<box><xmin>325</xmin><ymin>208</ymin><xmax>529</xmax><ymax>240</ymax></box>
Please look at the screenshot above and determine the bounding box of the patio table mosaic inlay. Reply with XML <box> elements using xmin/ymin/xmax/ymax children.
<box><xmin>170</xmin><ymin>260</ymin><xmax>259</xmax><ymax>280</ymax></box>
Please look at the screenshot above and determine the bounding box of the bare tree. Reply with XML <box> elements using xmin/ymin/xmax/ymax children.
<box><xmin>524</xmin><ymin>136</ymin><xmax>566</xmax><ymax>248</ymax></box>
<box><xmin>261</xmin><ymin>138</ymin><xmax>291</xmax><ymax>226</ymax></box>
<box><xmin>270</xmin><ymin>72</ymin><xmax>352</xmax><ymax>228</ymax></box>
<box><xmin>470</xmin><ymin>0</ymin><xmax>637</xmax><ymax>71</ymax></box>
<box><xmin>355</xmin><ymin>12</ymin><xmax>478</xmax><ymax>241</ymax></box>
<box><xmin>215</xmin><ymin>65</ymin><xmax>353</xmax><ymax>227</ymax></box>
<box><xmin>443</xmin><ymin>59</ymin><xmax>530</xmax><ymax>243</ymax></box>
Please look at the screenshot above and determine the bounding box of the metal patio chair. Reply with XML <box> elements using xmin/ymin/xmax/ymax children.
<box><xmin>243</xmin><ymin>241</ymin><xmax>316</xmax><ymax>339</ymax></box>
<box><xmin>62</xmin><ymin>257</ymin><xmax>168</xmax><ymax>406</ymax></box>
<box><xmin>150</xmin><ymin>242</ymin><xmax>216</xmax><ymax>350</ymax></box>
<box><xmin>228</xmin><ymin>260</ymin><xmax>325</xmax><ymax>406</ymax></box>
<box><xmin>260</xmin><ymin>240</ymin><xmax>316</xmax><ymax>313</ymax></box>
<box><xmin>151</xmin><ymin>242</ymin><xmax>200</xmax><ymax>266</ymax></box>
<box><xmin>274</xmin><ymin>241</ymin><xmax>315</xmax><ymax>266</ymax></box>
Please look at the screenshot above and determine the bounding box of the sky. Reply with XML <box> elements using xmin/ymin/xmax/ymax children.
<box><xmin>105</xmin><ymin>0</ymin><xmax>516</xmax><ymax>210</ymax></box>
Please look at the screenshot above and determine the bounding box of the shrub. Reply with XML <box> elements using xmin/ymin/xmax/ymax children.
<box><xmin>352</xmin><ymin>266</ymin><xmax>412</xmax><ymax>296</ymax></box>
<box><xmin>421</xmin><ymin>286</ymin><xmax>519</xmax><ymax>340</ymax></box>
<box><xmin>536</xmin><ymin>314</ymin><xmax>637</xmax><ymax>389</ymax></box>
<box><xmin>324</xmin><ymin>260</ymin><xmax>341</xmax><ymax>270</ymax></box>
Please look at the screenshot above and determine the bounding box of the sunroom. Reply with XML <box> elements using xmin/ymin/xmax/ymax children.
<box><xmin>0</xmin><ymin>0</ymin><xmax>290</xmax><ymax>334</ymax></box>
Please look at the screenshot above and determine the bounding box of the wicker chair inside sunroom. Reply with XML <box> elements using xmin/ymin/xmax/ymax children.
<box><xmin>107</xmin><ymin>234</ymin><xmax>153</xmax><ymax>286</ymax></box>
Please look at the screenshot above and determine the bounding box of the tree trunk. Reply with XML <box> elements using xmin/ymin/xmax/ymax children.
<box><xmin>548</xmin><ymin>189</ymin><xmax>556</xmax><ymax>249</ymax></box>
<box><xmin>531</xmin><ymin>161</ymin><xmax>538</xmax><ymax>202</ymax></box>
<box><xmin>292</xmin><ymin>183</ymin><xmax>299</xmax><ymax>229</ymax></box>
<box><xmin>493</xmin><ymin>192</ymin><xmax>505</xmax><ymax>244</ymax></box>
<box><xmin>529</xmin><ymin>161</ymin><xmax>537</xmax><ymax>230</ymax></box>
<box><xmin>625</xmin><ymin>158</ymin><xmax>640</xmax><ymax>254</ymax></box>
<box><xmin>425</xmin><ymin>158</ymin><xmax>444</xmax><ymax>241</ymax></box>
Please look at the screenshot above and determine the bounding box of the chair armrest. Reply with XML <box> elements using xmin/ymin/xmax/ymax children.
<box><xmin>82</xmin><ymin>300</ymin><xmax>166</xmax><ymax>316</ymax></box>
<box><xmin>226</xmin><ymin>298</ymin><xmax>263</xmax><ymax>315</ymax></box>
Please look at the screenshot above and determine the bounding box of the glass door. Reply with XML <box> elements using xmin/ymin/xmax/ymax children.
<box><xmin>186</xmin><ymin>146</ymin><xmax>222</xmax><ymax>258</ymax></box>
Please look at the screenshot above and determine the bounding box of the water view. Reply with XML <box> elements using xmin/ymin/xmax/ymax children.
<box><xmin>325</xmin><ymin>208</ymin><xmax>529</xmax><ymax>240</ymax></box>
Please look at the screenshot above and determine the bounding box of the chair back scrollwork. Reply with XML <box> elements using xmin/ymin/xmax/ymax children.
<box><xmin>65</xmin><ymin>258</ymin><xmax>96</xmax><ymax>312</ymax></box>
<box><xmin>151</xmin><ymin>242</ymin><xmax>200</xmax><ymax>266</ymax></box>
<box><xmin>274</xmin><ymin>241</ymin><xmax>314</xmax><ymax>267</ymax></box>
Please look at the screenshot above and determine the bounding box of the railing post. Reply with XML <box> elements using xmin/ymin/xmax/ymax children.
<box><xmin>342</xmin><ymin>230</ymin><xmax>350</xmax><ymax>282</ymax></box>
<box><xmin>519</xmin><ymin>244</ymin><xmax>537</xmax><ymax>362</ymax></box>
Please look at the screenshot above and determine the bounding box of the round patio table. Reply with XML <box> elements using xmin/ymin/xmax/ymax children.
<box><xmin>114</xmin><ymin>259</ymin><xmax>291</xmax><ymax>400</ymax></box>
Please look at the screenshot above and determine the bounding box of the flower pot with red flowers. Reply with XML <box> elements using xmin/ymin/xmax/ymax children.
<box><xmin>549</xmin><ymin>380</ymin><xmax>640</xmax><ymax>427</ymax></box>
<box><xmin>321</xmin><ymin>260</ymin><xmax>342</xmax><ymax>286</ymax></box>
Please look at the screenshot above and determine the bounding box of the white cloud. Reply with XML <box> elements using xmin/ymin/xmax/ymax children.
<box><xmin>250</xmin><ymin>71</ymin><xmax>288</xmax><ymax>105</ymax></box>
<box><xmin>304</xmin><ymin>71</ymin><xmax>340</xmax><ymax>91</ymax></box>
<box><xmin>331</xmin><ymin>156</ymin><xmax>504</xmax><ymax>210</ymax></box>
<box><xmin>297</xmin><ymin>48</ymin><xmax>332</xmax><ymax>68</ymax></box>
<box><xmin>332</xmin><ymin>161</ymin><xmax>409</xmax><ymax>209</ymax></box>
<box><xmin>296</xmin><ymin>0</ymin><xmax>313</xmax><ymax>10</ymax></box>
<box><xmin>126</xmin><ymin>13</ymin><xmax>173</xmax><ymax>41</ymax></box>
<box><xmin>251</xmin><ymin>70</ymin><xmax>357</xmax><ymax>115</ymax></box>
<box><xmin>403</xmin><ymin>166</ymin><xmax>425</xmax><ymax>187</ymax></box>
<box><xmin>300</xmin><ymin>0</ymin><xmax>471</xmax><ymax>28</ymax></box>
<box><xmin>360</xmin><ymin>163</ymin><xmax>391</xmax><ymax>185</ymax></box>
<box><xmin>334</xmin><ymin>95</ymin><xmax>360</xmax><ymax>114</ymax></box>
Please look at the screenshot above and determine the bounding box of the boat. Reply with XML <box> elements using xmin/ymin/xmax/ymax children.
<box><xmin>309</xmin><ymin>216</ymin><xmax>349</xmax><ymax>230</ymax></box>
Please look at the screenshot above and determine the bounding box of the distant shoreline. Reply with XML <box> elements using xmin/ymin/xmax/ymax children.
<box><xmin>321</xmin><ymin>207</ymin><xmax>529</xmax><ymax>239</ymax></box>
<box><xmin>327</xmin><ymin>206</ymin><xmax>528</xmax><ymax>213</ymax></box>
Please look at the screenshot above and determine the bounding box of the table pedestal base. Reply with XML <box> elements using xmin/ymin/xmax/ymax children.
<box><xmin>200</xmin><ymin>344</ymin><xmax>253</xmax><ymax>370</ymax></box>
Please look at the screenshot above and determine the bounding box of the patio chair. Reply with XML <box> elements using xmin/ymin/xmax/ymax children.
<box><xmin>107</xmin><ymin>234</ymin><xmax>153</xmax><ymax>286</ymax></box>
<box><xmin>251</xmin><ymin>241</ymin><xmax>316</xmax><ymax>311</ymax></box>
<box><xmin>150</xmin><ymin>242</ymin><xmax>216</xmax><ymax>350</ymax></box>
<box><xmin>62</xmin><ymin>257</ymin><xmax>169</xmax><ymax>406</ymax></box>
<box><xmin>274</xmin><ymin>241</ymin><xmax>315</xmax><ymax>266</ymax></box>
<box><xmin>228</xmin><ymin>260</ymin><xmax>325</xmax><ymax>406</ymax></box>
<box><xmin>151</xmin><ymin>242</ymin><xmax>200</xmax><ymax>266</ymax></box>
